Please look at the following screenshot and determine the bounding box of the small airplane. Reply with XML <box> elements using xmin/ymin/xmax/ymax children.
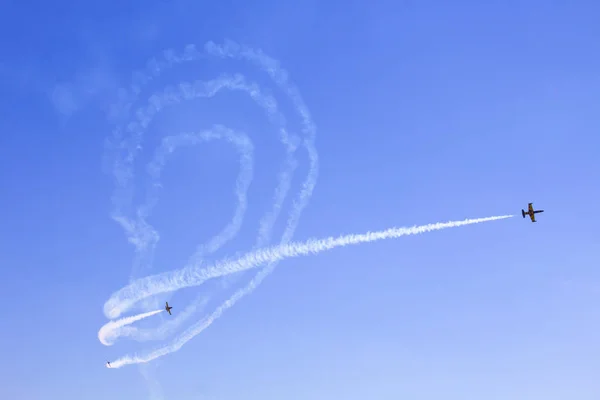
<box><xmin>106</xmin><ymin>361</ymin><xmax>111</xmax><ymax>368</ymax></box>
<box><xmin>522</xmin><ymin>202</ymin><xmax>544</xmax><ymax>222</ymax></box>
<box><xmin>165</xmin><ymin>301</ymin><xmax>173</xmax><ymax>315</ymax></box>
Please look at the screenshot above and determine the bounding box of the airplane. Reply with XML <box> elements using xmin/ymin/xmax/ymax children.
<box><xmin>106</xmin><ymin>361</ymin><xmax>111</xmax><ymax>367</ymax></box>
<box><xmin>522</xmin><ymin>202</ymin><xmax>544</xmax><ymax>222</ymax></box>
<box><xmin>165</xmin><ymin>301</ymin><xmax>173</xmax><ymax>315</ymax></box>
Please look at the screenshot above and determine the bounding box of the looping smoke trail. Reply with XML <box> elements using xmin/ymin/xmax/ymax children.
<box><xmin>102</xmin><ymin>40</ymin><xmax>318</xmax><ymax>369</ymax></box>
<box><xmin>105</xmin><ymin>214</ymin><xmax>512</xmax><ymax>368</ymax></box>
<box><xmin>98</xmin><ymin>309</ymin><xmax>163</xmax><ymax>346</ymax></box>
<box><xmin>101</xmin><ymin>40</ymin><xmax>510</xmax><ymax>371</ymax></box>
<box><xmin>104</xmin><ymin>124</ymin><xmax>254</xmax><ymax>345</ymax></box>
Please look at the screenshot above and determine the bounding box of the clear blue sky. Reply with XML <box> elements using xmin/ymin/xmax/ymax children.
<box><xmin>1</xmin><ymin>0</ymin><xmax>599</xmax><ymax>399</ymax></box>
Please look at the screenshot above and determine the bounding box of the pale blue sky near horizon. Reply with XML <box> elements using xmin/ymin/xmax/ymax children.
<box><xmin>1</xmin><ymin>1</ymin><xmax>599</xmax><ymax>399</ymax></box>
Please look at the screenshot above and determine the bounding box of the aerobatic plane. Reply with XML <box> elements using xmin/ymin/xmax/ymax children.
<box><xmin>106</xmin><ymin>361</ymin><xmax>111</xmax><ymax>367</ymax></box>
<box><xmin>522</xmin><ymin>202</ymin><xmax>544</xmax><ymax>222</ymax></box>
<box><xmin>165</xmin><ymin>301</ymin><xmax>173</xmax><ymax>315</ymax></box>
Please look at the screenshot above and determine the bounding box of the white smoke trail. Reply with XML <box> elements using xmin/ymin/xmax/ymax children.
<box><xmin>101</xmin><ymin>41</ymin><xmax>512</xmax><ymax>372</ymax></box>
<box><xmin>104</xmin><ymin>215</ymin><xmax>512</xmax><ymax>322</ymax></box>
<box><xmin>201</xmin><ymin>40</ymin><xmax>319</xmax><ymax>329</ymax></box>
<box><xmin>98</xmin><ymin>309</ymin><xmax>163</xmax><ymax>346</ymax></box>
<box><xmin>122</xmin><ymin>74</ymin><xmax>298</xmax><ymax>319</ymax></box>
<box><xmin>110</xmin><ymin>295</ymin><xmax>209</xmax><ymax>343</ymax></box>
<box><xmin>107</xmin><ymin>71</ymin><xmax>298</xmax><ymax>271</ymax></box>
<box><xmin>145</xmin><ymin>125</ymin><xmax>254</xmax><ymax>260</ymax></box>
<box><xmin>103</xmin><ymin>43</ymin><xmax>315</xmax><ymax>319</ymax></box>
<box><xmin>105</xmin><ymin>214</ymin><xmax>512</xmax><ymax>368</ymax></box>
<box><xmin>107</xmin><ymin>71</ymin><xmax>301</xmax><ymax>278</ymax></box>
<box><xmin>101</xmin><ymin>41</ymin><xmax>318</xmax><ymax>374</ymax></box>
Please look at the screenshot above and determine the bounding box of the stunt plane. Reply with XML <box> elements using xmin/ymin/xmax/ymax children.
<box><xmin>165</xmin><ymin>302</ymin><xmax>173</xmax><ymax>315</ymax></box>
<box><xmin>106</xmin><ymin>361</ymin><xmax>111</xmax><ymax>368</ymax></box>
<box><xmin>522</xmin><ymin>202</ymin><xmax>544</xmax><ymax>222</ymax></box>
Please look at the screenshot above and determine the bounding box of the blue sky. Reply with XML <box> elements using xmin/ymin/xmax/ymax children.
<box><xmin>1</xmin><ymin>0</ymin><xmax>600</xmax><ymax>399</ymax></box>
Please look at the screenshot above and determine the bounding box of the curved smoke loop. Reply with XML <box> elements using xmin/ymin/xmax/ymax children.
<box><xmin>101</xmin><ymin>40</ymin><xmax>319</xmax><ymax>366</ymax></box>
<box><xmin>100</xmin><ymin>40</ymin><xmax>513</xmax><ymax>369</ymax></box>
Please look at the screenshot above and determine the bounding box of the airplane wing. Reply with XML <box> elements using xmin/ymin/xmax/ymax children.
<box><xmin>528</xmin><ymin>203</ymin><xmax>534</xmax><ymax>213</ymax></box>
<box><xmin>529</xmin><ymin>213</ymin><xmax>536</xmax><ymax>222</ymax></box>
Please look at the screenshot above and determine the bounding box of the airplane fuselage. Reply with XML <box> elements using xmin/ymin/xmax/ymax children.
<box><xmin>522</xmin><ymin>204</ymin><xmax>544</xmax><ymax>222</ymax></box>
<box><xmin>525</xmin><ymin>210</ymin><xmax>543</xmax><ymax>216</ymax></box>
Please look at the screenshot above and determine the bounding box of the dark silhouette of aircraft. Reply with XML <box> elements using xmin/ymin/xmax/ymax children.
<box><xmin>106</xmin><ymin>361</ymin><xmax>111</xmax><ymax>367</ymax></box>
<box><xmin>522</xmin><ymin>202</ymin><xmax>544</xmax><ymax>222</ymax></box>
<box><xmin>165</xmin><ymin>302</ymin><xmax>173</xmax><ymax>315</ymax></box>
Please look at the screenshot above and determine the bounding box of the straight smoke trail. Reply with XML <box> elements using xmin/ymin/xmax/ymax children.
<box><xmin>104</xmin><ymin>214</ymin><xmax>513</xmax><ymax>321</ymax></box>
<box><xmin>104</xmin><ymin>214</ymin><xmax>513</xmax><ymax>368</ymax></box>
<box><xmin>109</xmin><ymin>295</ymin><xmax>210</xmax><ymax>344</ymax></box>
<box><xmin>98</xmin><ymin>309</ymin><xmax>163</xmax><ymax>346</ymax></box>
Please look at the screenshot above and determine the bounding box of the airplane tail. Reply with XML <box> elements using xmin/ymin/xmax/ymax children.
<box><xmin>521</xmin><ymin>209</ymin><xmax>526</xmax><ymax>218</ymax></box>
